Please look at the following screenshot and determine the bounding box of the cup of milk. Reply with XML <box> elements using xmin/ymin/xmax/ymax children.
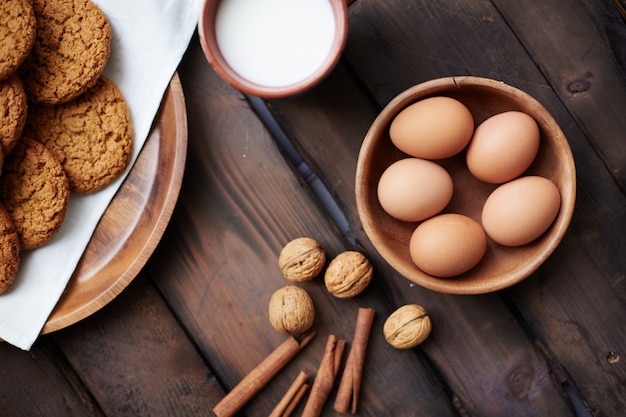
<box><xmin>198</xmin><ymin>0</ymin><xmax>353</xmax><ymax>98</ymax></box>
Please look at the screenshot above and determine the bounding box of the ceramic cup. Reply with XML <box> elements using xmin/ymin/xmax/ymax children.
<box><xmin>198</xmin><ymin>0</ymin><xmax>354</xmax><ymax>99</ymax></box>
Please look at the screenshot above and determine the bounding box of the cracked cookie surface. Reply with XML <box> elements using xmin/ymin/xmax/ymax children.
<box><xmin>0</xmin><ymin>202</ymin><xmax>20</xmax><ymax>294</ymax></box>
<box><xmin>20</xmin><ymin>0</ymin><xmax>111</xmax><ymax>105</ymax></box>
<box><xmin>0</xmin><ymin>74</ymin><xmax>28</xmax><ymax>157</ymax></box>
<box><xmin>0</xmin><ymin>0</ymin><xmax>36</xmax><ymax>82</ymax></box>
<box><xmin>26</xmin><ymin>76</ymin><xmax>133</xmax><ymax>194</ymax></box>
<box><xmin>0</xmin><ymin>137</ymin><xmax>70</xmax><ymax>250</ymax></box>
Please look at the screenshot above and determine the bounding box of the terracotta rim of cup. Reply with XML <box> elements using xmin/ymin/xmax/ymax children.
<box><xmin>198</xmin><ymin>0</ymin><xmax>349</xmax><ymax>99</ymax></box>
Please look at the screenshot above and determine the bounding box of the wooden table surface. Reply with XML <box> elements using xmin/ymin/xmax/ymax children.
<box><xmin>2</xmin><ymin>0</ymin><xmax>625</xmax><ymax>416</ymax></box>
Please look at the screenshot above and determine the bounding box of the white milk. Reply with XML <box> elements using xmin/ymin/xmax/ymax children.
<box><xmin>215</xmin><ymin>0</ymin><xmax>337</xmax><ymax>87</ymax></box>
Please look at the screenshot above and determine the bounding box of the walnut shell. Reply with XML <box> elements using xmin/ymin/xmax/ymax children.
<box><xmin>278</xmin><ymin>237</ymin><xmax>326</xmax><ymax>282</ymax></box>
<box><xmin>324</xmin><ymin>251</ymin><xmax>373</xmax><ymax>299</ymax></box>
<box><xmin>268</xmin><ymin>285</ymin><xmax>315</xmax><ymax>335</ymax></box>
<box><xmin>383</xmin><ymin>304</ymin><xmax>432</xmax><ymax>349</ymax></box>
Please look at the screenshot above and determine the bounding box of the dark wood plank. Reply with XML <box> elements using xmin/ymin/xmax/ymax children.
<box><xmin>51</xmin><ymin>274</ymin><xmax>222</xmax><ymax>416</ymax></box>
<box><xmin>263</xmin><ymin>2</ymin><xmax>580</xmax><ymax>415</ymax></box>
<box><xmin>315</xmin><ymin>0</ymin><xmax>625</xmax><ymax>415</ymax></box>
<box><xmin>495</xmin><ymin>0</ymin><xmax>626</xmax><ymax>190</ymax></box>
<box><xmin>0</xmin><ymin>338</ymin><xmax>101</xmax><ymax>416</ymax></box>
<box><xmin>490</xmin><ymin>0</ymin><xmax>626</xmax><ymax>414</ymax></box>
<box><xmin>145</xmin><ymin>39</ymin><xmax>459</xmax><ymax>416</ymax></box>
<box><xmin>266</xmin><ymin>66</ymin><xmax>575</xmax><ymax>417</ymax></box>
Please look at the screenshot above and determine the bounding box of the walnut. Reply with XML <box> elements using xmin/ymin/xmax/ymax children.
<box><xmin>383</xmin><ymin>304</ymin><xmax>432</xmax><ymax>349</ymax></box>
<box><xmin>324</xmin><ymin>251</ymin><xmax>373</xmax><ymax>299</ymax></box>
<box><xmin>268</xmin><ymin>285</ymin><xmax>315</xmax><ymax>335</ymax></box>
<box><xmin>278</xmin><ymin>237</ymin><xmax>326</xmax><ymax>282</ymax></box>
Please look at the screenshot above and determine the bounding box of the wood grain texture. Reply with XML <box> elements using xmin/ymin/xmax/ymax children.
<box><xmin>145</xmin><ymin>42</ymin><xmax>459</xmax><ymax>416</ymax></box>
<box><xmin>0</xmin><ymin>338</ymin><xmax>101</xmax><ymax>416</ymax></box>
<box><xmin>496</xmin><ymin>0</ymin><xmax>626</xmax><ymax>190</ymax></box>
<box><xmin>52</xmin><ymin>275</ymin><xmax>222</xmax><ymax>416</ymax></box>
<box><xmin>325</xmin><ymin>0</ymin><xmax>624</xmax><ymax>415</ymax></box>
<box><xmin>493</xmin><ymin>0</ymin><xmax>626</xmax><ymax>413</ymax></box>
<box><xmin>266</xmin><ymin>65</ymin><xmax>575</xmax><ymax>417</ymax></box>
<box><xmin>265</xmin><ymin>0</ymin><xmax>624</xmax><ymax>415</ymax></box>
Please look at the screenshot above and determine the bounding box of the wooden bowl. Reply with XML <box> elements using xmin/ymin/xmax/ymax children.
<box><xmin>355</xmin><ymin>76</ymin><xmax>576</xmax><ymax>294</ymax></box>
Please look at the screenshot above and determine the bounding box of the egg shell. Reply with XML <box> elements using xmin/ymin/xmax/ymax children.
<box><xmin>409</xmin><ymin>213</ymin><xmax>487</xmax><ymax>278</ymax></box>
<box><xmin>481</xmin><ymin>176</ymin><xmax>561</xmax><ymax>246</ymax></box>
<box><xmin>377</xmin><ymin>158</ymin><xmax>453</xmax><ymax>222</ymax></box>
<box><xmin>466</xmin><ymin>111</ymin><xmax>540</xmax><ymax>184</ymax></box>
<box><xmin>389</xmin><ymin>96</ymin><xmax>474</xmax><ymax>160</ymax></box>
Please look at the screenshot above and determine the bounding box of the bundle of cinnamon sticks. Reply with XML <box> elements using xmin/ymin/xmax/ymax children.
<box><xmin>302</xmin><ymin>307</ymin><xmax>375</xmax><ymax>416</ymax></box>
<box><xmin>212</xmin><ymin>307</ymin><xmax>376</xmax><ymax>417</ymax></box>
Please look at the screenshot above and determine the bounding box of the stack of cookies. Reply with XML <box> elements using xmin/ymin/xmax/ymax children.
<box><xmin>0</xmin><ymin>0</ymin><xmax>134</xmax><ymax>294</ymax></box>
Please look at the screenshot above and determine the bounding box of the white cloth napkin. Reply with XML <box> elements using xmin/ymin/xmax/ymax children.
<box><xmin>0</xmin><ymin>0</ymin><xmax>204</xmax><ymax>350</ymax></box>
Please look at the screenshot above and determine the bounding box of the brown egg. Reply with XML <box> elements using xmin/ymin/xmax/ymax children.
<box><xmin>409</xmin><ymin>213</ymin><xmax>487</xmax><ymax>278</ymax></box>
<box><xmin>389</xmin><ymin>96</ymin><xmax>474</xmax><ymax>160</ymax></box>
<box><xmin>377</xmin><ymin>158</ymin><xmax>453</xmax><ymax>222</ymax></box>
<box><xmin>481</xmin><ymin>176</ymin><xmax>561</xmax><ymax>246</ymax></box>
<box><xmin>466</xmin><ymin>111</ymin><xmax>540</xmax><ymax>184</ymax></box>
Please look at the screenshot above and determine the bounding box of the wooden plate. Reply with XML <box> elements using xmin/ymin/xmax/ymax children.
<box><xmin>41</xmin><ymin>73</ymin><xmax>188</xmax><ymax>334</ymax></box>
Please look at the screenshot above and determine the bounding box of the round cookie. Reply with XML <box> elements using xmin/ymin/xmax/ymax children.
<box><xmin>20</xmin><ymin>0</ymin><xmax>111</xmax><ymax>105</ymax></box>
<box><xmin>0</xmin><ymin>137</ymin><xmax>70</xmax><ymax>250</ymax></box>
<box><xmin>26</xmin><ymin>76</ymin><xmax>133</xmax><ymax>194</ymax></box>
<box><xmin>0</xmin><ymin>0</ymin><xmax>36</xmax><ymax>81</ymax></box>
<box><xmin>0</xmin><ymin>74</ymin><xmax>28</xmax><ymax>156</ymax></box>
<box><xmin>0</xmin><ymin>202</ymin><xmax>20</xmax><ymax>295</ymax></box>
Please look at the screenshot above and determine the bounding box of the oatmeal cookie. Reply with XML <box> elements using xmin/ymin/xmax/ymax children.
<box><xmin>26</xmin><ymin>76</ymin><xmax>133</xmax><ymax>194</ymax></box>
<box><xmin>0</xmin><ymin>137</ymin><xmax>70</xmax><ymax>250</ymax></box>
<box><xmin>0</xmin><ymin>0</ymin><xmax>36</xmax><ymax>81</ymax></box>
<box><xmin>20</xmin><ymin>0</ymin><xmax>111</xmax><ymax>105</ymax></box>
<box><xmin>0</xmin><ymin>74</ymin><xmax>28</xmax><ymax>156</ymax></box>
<box><xmin>0</xmin><ymin>202</ymin><xmax>20</xmax><ymax>294</ymax></box>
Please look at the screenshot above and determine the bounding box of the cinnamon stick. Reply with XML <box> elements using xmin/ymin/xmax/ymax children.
<box><xmin>301</xmin><ymin>334</ymin><xmax>346</xmax><ymax>417</ymax></box>
<box><xmin>213</xmin><ymin>330</ymin><xmax>316</xmax><ymax>417</ymax></box>
<box><xmin>334</xmin><ymin>307</ymin><xmax>376</xmax><ymax>414</ymax></box>
<box><xmin>281</xmin><ymin>380</ymin><xmax>309</xmax><ymax>416</ymax></box>
<box><xmin>269</xmin><ymin>370</ymin><xmax>310</xmax><ymax>417</ymax></box>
